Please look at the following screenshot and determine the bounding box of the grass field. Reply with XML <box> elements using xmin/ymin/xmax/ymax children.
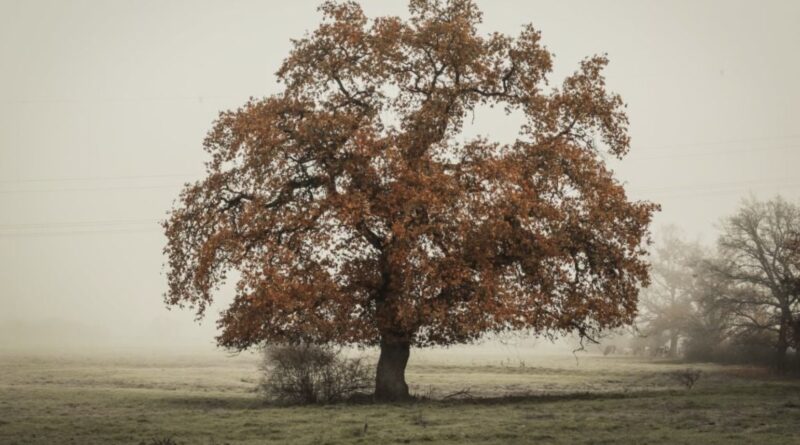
<box><xmin>1</xmin><ymin>350</ymin><xmax>799</xmax><ymax>444</ymax></box>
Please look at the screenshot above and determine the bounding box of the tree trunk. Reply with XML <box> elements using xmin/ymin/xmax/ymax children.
<box><xmin>793</xmin><ymin>319</ymin><xmax>800</xmax><ymax>375</ymax></box>
<box><xmin>669</xmin><ymin>332</ymin><xmax>679</xmax><ymax>358</ymax></box>
<box><xmin>776</xmin><ymin>319</ymin><xmax>789</xmax><ymax>373</ymax></box>
<box><xmin>375</xmin><ymin>337</ymin><xmax>411</xmax><ymax>402</ymax></box>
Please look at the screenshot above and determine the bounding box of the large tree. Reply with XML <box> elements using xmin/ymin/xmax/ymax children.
<box><xmin>712</xmin><ymin>196</ymin><xmax>800</xmax><ymax>371</ymax></box>
<box><xmin>163</xmin><ymin>0</ymin><xmax>657</xmax><ymax>400</ymax></box>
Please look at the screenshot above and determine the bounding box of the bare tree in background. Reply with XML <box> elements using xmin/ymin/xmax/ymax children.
<box><xmin>681</xmin><ymin>258</ymin><xmax>735</xmax><ymax>361</ymax></box>
<box><xmin>637</xmin><ymin>227</ymin><xmax>702</xmax><ymax>357</ymax></box>
<box><xmin>712</xmin><ymin>196</ymin><xmax>800</xmax><ymax>372</ymax></box>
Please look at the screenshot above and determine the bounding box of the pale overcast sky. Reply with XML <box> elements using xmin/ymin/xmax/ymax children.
<box><xmin>1</xmin><ymin>0</ymin><xmax>799</xmax><ymax>353</ymax></box>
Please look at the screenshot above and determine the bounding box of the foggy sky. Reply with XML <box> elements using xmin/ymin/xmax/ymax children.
<box><xmin>1</xmin><ymin>0</ymin><xmax>799</xmax><ymax>353</ymax></box>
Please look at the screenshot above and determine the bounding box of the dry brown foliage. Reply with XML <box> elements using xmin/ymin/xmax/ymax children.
<box><xmin>163</xmin><ymin>0</ymin><xmax>657</xmax><ymax>357</ymax></box>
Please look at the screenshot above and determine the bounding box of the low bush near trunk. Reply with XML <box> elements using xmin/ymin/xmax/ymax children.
<box><xmin>258</xmin><ymin>343</ymin><xmax>373</xmax><ymax>404</ymax></box>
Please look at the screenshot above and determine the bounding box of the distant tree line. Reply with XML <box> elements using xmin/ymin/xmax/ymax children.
<box><xmin>636</xmin><ymin>196</ymin><xmax>800</xmax><ymax>373</ymax></box>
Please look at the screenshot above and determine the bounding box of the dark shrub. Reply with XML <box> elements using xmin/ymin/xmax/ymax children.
<box><xmin>258</xmin><ymin>343</ymin><xmax>373</xmax><ymax>404</ymax></box>
<box><xmin>672</xmin><ymin>368</ymin><xmax>702</xmax><ymax>389</ymax></box>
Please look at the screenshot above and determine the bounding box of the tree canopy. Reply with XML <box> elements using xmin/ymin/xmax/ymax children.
<box><xmin>163</xmin><ymin>0</ymin><xmax>657</xmax><ymax>399</ymax></box>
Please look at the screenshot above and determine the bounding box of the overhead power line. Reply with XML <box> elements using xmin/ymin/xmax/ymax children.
<box><xmin>0</xmin><ymin>218</ymin><xmax>161</xmax><ymax>238</ymax></box>
<box><xmin>0</xmin><ymin>219</ymin><xmax>158</xmax><ymax>229</ymax></box>
<box><xmin>0</xmin><ymin>132</ymin><xmax>798</xmax><ymax>238</ymax></box>
<box><xmin>0</xmin><ymin>184</ymin><xmax>185</xmax><ymax>194</ymax></box>
<box><xmin>0</xmin><ymin>173</ymin><xmax>197</xmax><ymax>185</ymax></box>
<box><xmin>631</xmin><ymin>176</ymin><xmax>800</xmax><ymax>193</ymax></box>
<box><xmin>633</xmin><ymin>134</ymin><xmax>800</xmax><ymax>151</ymax></box>
<box><xmin>0</xmin><ymin>228</ymin><xmax>160</xmax><ymax>238</ymax></box>
<box><xmin>625</xmin><ymin>143</ymin><xmax>800</xmax><ymax>161</ymax></box>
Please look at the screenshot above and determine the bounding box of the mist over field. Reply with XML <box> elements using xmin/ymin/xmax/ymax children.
<box><xmin>1</xmin><ymin>1</ymin><xmax>800</xmax><ymax>443</ymax></box>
